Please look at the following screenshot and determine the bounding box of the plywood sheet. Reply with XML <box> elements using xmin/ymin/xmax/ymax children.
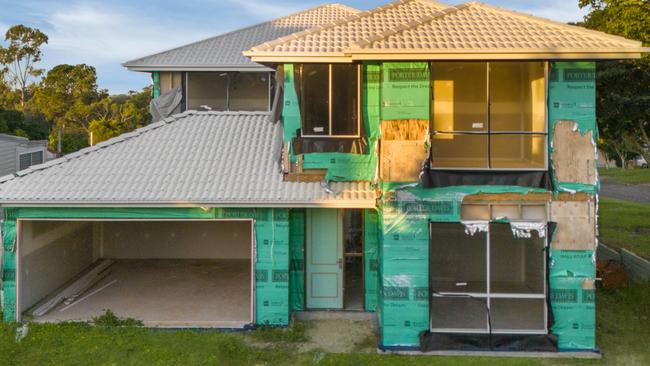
<box><xmin>380</xmin><ymin>140</ymin><xmax>428</xmax><ymax>182</ymax></box>
<box><xmin>551</xmin><ymin>120</ymin><xmax>597</xmax><ymax>185</ymax></box>
<box><xmin>463</xmin><ymin>192</ymin><xmax>550</xmax><ymax>202</ymax></box>
<box><xmin>550</xmin><ymin>199</ymin><xmax>596</xmax><ymax>250</ymax></box>
<box><xmin>159</xmin><ymin>72</ymin><xmax>183</xmax><ymax>94</ymax></box>
<box><xmin>381</xmin><ymin>120</ymin><xmax>429</xmax><ymax>141</ymax></box>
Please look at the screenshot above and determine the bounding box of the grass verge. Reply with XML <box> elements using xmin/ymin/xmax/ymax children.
<box><xmin>599</xmin><ymin>197</ymin><xmax>650</xmax><ymax>258</ymax></box>
<box><xmin>1</xmin><ymin>282</ymin><xmax>649</xmax><ymax>365</ymax></box>
<box><xmin>599</xmin><ymin>168</ymin><xmax>650</xmax><ymax>185</ymax></box>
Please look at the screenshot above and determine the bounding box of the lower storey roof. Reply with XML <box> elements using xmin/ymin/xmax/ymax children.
<box><xmin>0</xmin><ymin>111</ymin><xmax>376</xmax><ymax>208</ymax></box>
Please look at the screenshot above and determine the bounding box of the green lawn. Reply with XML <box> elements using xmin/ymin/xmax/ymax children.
<box><xmin>599</xmin><ymin>197</ymin><xmax>650</xmax><ymax>258</ymax></box>
<box><xmin>599</xmin><ymin>168</ymin><xmax>650</xmax><ymax>185</ymax></box>
<box><xmin>1</xmin><ymin>283</ymin><xmax>649</xmax><ymax>366</ymax></box>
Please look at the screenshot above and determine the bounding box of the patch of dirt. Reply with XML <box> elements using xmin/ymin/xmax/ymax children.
<box><xmin>298</xmin><ymin>319</ymin><xmax>376</xmax><ymax>353</ymax></box>
<box><xmin>244</xmin><ymin>319</ymin><xmax>376</xmax><ymax>354</ymax></box>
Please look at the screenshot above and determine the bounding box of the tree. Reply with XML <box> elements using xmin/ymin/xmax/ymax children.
<box><xmin>31</xmin><ymin>65</ymin><xmax>152</xmax><ymax>152</ymax></box>
<box><xmin>579</xmin><ymin>0</ymin><xmax>650</xmax><ymax>166</ymax></box>
<box><xmin>87</xmin><ymin>87</ymin><xmax>151</xmax><ymax>144</ymax></box>
<box><xmin>0</xmin><ymin>25</ymin><xmax>48</xmax><ymax>109</ymax></box>
<box><xmin>32</xmin><ymin>64</ymin><xmax>105</xmax><ymax>139</ymax></box>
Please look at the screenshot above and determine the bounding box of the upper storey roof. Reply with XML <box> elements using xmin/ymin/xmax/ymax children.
<box><xmin>123</xmin><ymin>4</ymin><xmax>361</xmax><ymax>71</ymax></box>
<box><xmin>246</xmin><ymin>0</ymin><xmax>448</xmax><ymax>59</ymax></box>
<box><xmin>245</xmin><ymin>0</ymin><xmax>648</xmax><ymax>62</ymax></box>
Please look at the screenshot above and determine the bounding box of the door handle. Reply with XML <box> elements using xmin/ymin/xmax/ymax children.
<box><xmin>338</xmin><ymin>258</ymin><xmax>343</xmax><ymax>269</ymax></box>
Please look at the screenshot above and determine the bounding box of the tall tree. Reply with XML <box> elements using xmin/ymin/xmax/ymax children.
<box><xmin>32</xmin><ymin>64</ymin><xmax>106</xmax><ymax>151</ymax></box>
<box><xmin>579</xmin><ymin>0</ymin><xmax>650</xmax><ymax>166</ymax></box>
<box><xmin>32</xmin><ymin>64</ymin><xmax>105</xmax><ymax>131</ymax></box>
<box><xmin>0</xmin><ymin>25</ymin><xmax>48</xmax><ymax>109</ymax></box>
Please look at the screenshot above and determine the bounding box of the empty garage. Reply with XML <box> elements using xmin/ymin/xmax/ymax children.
<box><xmin>16</xmin><ymin>219</ymin><xmax>254</xmax><ymax>328</ymax></box>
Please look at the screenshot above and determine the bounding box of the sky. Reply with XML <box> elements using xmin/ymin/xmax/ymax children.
<box><xmin>0</xmin><ymin>0</ymin><xmax>590</xmax><ymax>94</ymax></box>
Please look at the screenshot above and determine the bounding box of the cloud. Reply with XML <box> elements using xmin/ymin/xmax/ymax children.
<box><xmin>485</xmin><ymin>0</ymin><xmax>587</xmax><ymax>23</ymax></box>
<box><xmin>42</xmin><ymin>2</ymin><xmax>212</xmax><ymax>65</ymax></box>
<box><xmin>221</xmin><ymin>0</ymin><xmax>317</xmax><ymax>20</ymax></box>
<box><xmin>525</xmin><ymin>3</ymin><xmax>589</xmax><ymax>23</ymax></box>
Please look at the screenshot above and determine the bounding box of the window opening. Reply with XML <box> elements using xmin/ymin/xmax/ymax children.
<box><xmin>186</xmin><ymin>72</ymin><xmax>271</xmax><ymax>111</ymax></box>
<box><xmin>19</xmin><ymin>151</ymin><xmax>44</xmax><ymax>171</ymax></box>
<box><xmin>298</xmin><ymin>64</ymin><xmax>360</xmax><ymax>137</ymax></box>
<box><xmin>431</xmin><ymin>62</ymin><xmax>547</xmax><ymax>170</ymax></box>
<box><xmin>429</xmin><ymin>222</ymin><xmax>547</xmax><ymax>334</ymax></box>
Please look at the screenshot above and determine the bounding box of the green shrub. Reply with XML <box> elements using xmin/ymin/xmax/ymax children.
<box><xmin>92</xmin><ymin>310</ymin><xmax>143</xmax><ymax>327</ymax></box>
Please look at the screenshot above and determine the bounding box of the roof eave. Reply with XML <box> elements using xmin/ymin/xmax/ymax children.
<box><xmin>348</xmin><ymin>49</ymin><xmax>648</xmax><ymax>61</ymax></box>
<box><xmin>123</xmin><ymin>64</ymin><xmax>274</xmax><ymax>72</ymax></box>
<box><xmin>0</xmin><ymin>199</ymin><xmax>377</xmax><ymax>209</ymax></box>
<box><xmin>247</xmin><ymin>54</ymin><xmax>352</xmax><ymax>63</ymax></box>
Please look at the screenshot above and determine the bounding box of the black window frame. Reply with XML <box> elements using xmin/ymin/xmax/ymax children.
<box><xmin>296</xmin><ymin>63</ymin><xmax>361</xmax><ymax>138</ymax></box>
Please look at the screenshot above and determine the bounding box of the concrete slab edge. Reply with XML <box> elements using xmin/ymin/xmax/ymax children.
<box><xmin>378</xmin><ymin>349</ymin><xmax>602</xmax><ymax>359</ymax></box>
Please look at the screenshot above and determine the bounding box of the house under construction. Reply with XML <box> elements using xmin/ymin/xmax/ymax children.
<box><xmin>1</xmin><ymin>0</ymin><xmax>648</xmax><ymax>354</ymax></box>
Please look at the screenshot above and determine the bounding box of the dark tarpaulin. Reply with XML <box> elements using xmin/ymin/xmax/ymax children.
<box><xmin>424</xmin><ymin>222</ymin><xmax>558</xmax><ymax>353</ymax></box>
<box><xmin>292</xmin><ymin>137</ymin><xmax>368</xmax><ymax>154</ymax></box>
<box><xmin>419</xmin><ymin>332</ymin><xmax>558</xmax><ymax>352</ymax></box>
<box><xmin>421</xmin><ymin>169</ymin><xmax>550</xmax><ymax>189</ymax></box>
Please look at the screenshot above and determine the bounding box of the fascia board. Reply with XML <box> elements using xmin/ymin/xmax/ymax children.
<box><xmin>0</xmin><ymin>200</ymin><xmax>377</xmax><ymax>209</ymax></box>
<box><xmin>124</xmin><ymin>65</ymin><xmax>274</xmax><ymax>72</ymax></box>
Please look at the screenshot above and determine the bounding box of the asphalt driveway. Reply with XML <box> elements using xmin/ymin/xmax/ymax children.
<box><xmin>600</xmin><ymin>178</ymin><xmax>650</xmax><ymax>204</ymax></box>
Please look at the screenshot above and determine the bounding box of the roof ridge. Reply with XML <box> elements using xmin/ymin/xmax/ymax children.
<box><xmin>0</xmin><ymin>110</ymin><xmax>270</xmax><ymax>184</ymax></box>
<box><xmin>469</xmin><ymin>2</ymin><xmax>643</xmax><ymax>46</ymax></box>
<box><xmin>351</xmin><ymin>3</ymin><xmax>464</xmax><ymax>49</ymax></box>
<box><xmin>123</xmin><ymin>3</ymin><xmax>361</xmax><ymax>66</ymax></box>
<box><xmin>248</xmin><ymin>0</ymin><xmax>446</xmax><ymax>53</ymax></box>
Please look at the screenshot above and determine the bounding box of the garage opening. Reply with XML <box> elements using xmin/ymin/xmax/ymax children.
<box><xmin>17</xmin><ymin>219</ymin><xmax>254</xmax><ymax>328</ymax></box>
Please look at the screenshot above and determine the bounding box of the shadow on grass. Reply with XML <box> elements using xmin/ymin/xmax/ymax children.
<box><xmin>0</xmin><ymin>282</ymin><xmax>647</xmax><ymax>365</ymax></box>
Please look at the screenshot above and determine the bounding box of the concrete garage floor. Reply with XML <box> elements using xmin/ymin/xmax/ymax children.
<box><xmin>33</xmin><ymin>259</ymin><xmax>252</xmax><ymax>328</ymax></box>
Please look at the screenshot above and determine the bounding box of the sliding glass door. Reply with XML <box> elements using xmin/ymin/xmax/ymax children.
<box><xmin>429</xmin><ymin>222</ymin><xmax>547</xmax><ymax>334</ymax></box>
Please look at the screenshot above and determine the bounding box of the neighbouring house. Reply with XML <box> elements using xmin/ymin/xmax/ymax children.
<box><xmin>0</xmin><ymin>0</ymin><xmax>647</xmax><ymax>355</ymax></box>
<box><xmin>0</xmin><ymin>134</ymin><xmax>51</xmax><ymax>176</ymax></box>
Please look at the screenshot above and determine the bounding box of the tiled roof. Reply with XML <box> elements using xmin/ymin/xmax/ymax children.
<box><xmin>0</xmin><ymin>112</ymin><xmax>375</xmax><ymax>207</ymax></box>
<box><xmin>246</xmin><ymin>1</ymin><xmax>648</xmax><ymax>60</ymax></box>
<box><xmin>353</xmin><ymin>2</ymin><xmax>645</xmax><ymax>54</ymax></box>
<box><xmin>247</xmin><ymin>0</ymin><xmax>448</xmax><ymax>56</ymax></box>
<box><xmin>122</xmin><ymin>4</ymin><xmax>360</xmax><ymax>71</ymax></box>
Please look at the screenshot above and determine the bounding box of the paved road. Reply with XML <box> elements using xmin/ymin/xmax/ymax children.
<box><xmin>600</xmin><ymin>178</ymin><xmax>650</xmax><ymax>204</ymax></box>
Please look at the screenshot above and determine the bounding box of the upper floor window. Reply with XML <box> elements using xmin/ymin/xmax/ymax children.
<box><xmin>431</xmin><ymin>61</ymin><xmax>547</xmax><ymax>170</ymax></box>
<box><xmin>186</xmin><ymin>72</ymin><xmax>271</xmax><ymax>111</ymax></box>
<box><xmin>297</xmin><ymin>64</ymin><xmax>360</xmax><ymax>137</ymax></box>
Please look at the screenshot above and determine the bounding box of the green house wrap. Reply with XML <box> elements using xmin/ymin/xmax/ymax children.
<box><xmin>381</xmin><ymin>62</ymin><xmax>431</xmax><ymax>121</ymax></box>
<box><xmin>1</xmin><ymin>207</ymin><xmax>290</xmax><ymax>325</ymax></box>
<box><xmin>281</xmin><ymin>63</ymin><xmax>380</xmax><ymax>182</ymax></box>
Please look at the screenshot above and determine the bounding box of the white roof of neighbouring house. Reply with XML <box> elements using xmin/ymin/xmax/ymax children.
<box><xmin>122</xmin><ymin>3</ymin><xmax>361</xmax><ymax>72</ymax></box>
<box><xmin>246</xmin><ymin>0</ymin><xmax>649</xmax><ymax>62</ymax></box>
<box><xmin>0</xmin><ymin>111</ymin><xmax>375</xmax><ymax>208</ymax></box>
<box><xmin>0</xmin><ymin>133</ymin><xmax>49</xmax><ymax>148</ymax></box>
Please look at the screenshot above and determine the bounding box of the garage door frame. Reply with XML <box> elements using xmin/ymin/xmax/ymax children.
<box><xmin>15</xmin><ymin>218</ymin><xmax>256</xmax><ymax>325</ymax></box>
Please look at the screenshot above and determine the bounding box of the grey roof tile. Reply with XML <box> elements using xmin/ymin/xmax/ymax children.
<box><xmin>123</xmin><ymin>4</ymin><xmax>360</xmax><ymax>71</ymax></box>
<box><xmin>0</xmin><ymin>111</ymin><xmax>375</xmax><ymax>207</ymax></box>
